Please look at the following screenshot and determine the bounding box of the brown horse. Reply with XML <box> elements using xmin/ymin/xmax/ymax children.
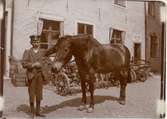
<box><xmin>45</xmin><ymin>35</ymin><xmax>131</xmax><ymax>113</ymax></box>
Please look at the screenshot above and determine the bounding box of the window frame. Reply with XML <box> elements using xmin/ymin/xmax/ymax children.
<box><xmin>39</xmin><ymin>19</ymin><xmax>63</xmax><ymax>49</ymax></box>
<box><xmin>110</xmin><ymin>28</ymin><xmax>124</xmax><ymax>44</ymax></box>
<box><xmin>114</xmin><ymin>0</ymin><xmax>126</xmax><ymax>7</ymax></box>
<box><xmin>148</xmin><ymin>1</ymin><xmax>156</xmax><ymax>17</ymax></box>
<box><xmin>77</xmin><ymin>22</ymin><xmax>94</xmax><ymax>36</ymax></box>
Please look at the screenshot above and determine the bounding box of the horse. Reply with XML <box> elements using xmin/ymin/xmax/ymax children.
<box><xmin>45</xmin><ymin>34</ymin><xmax>131</xmax><ymax>113</ymax></box>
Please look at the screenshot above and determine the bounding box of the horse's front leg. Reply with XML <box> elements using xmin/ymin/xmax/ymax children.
<box><xmin>87</xmin><ymin>74</ymin><xmax>95</xmax><ymax>113</ymax></box>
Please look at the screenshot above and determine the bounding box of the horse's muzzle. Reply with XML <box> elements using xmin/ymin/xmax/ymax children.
<box><xmin>51</xmin><ymin>67</ymin><xmax>58</xmax><ymax>73</ymax></box>
<box><xmin>52</xmin><ymin>62</ymin><xmax>63</xmax><ymax>73</ymax></box>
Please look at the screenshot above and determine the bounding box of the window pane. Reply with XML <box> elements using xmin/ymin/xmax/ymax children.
<box><xmin>78</xmin><ymin>23</ymin><xmax>94</xmax><ymax>35</ymax></box>
<box><xmin>112</xmin><ymin>29</ymin><xmax>122</xmax><ymax>43</ymax></box>
<box><xmin>41</xmin><ymin>19</ymin><xmax>62</xmax><ymax>49</ymax></box>
<box><xmin>78</xmin><ymin>23</ymin><xmax>85</xmax><ymax>34</ymax></box>
<box><xmin>86</xmin><ymin>25</ymin><xmax>93</xmax><ymax>35</ymax></box>
<box><xmin>43</xmin><ymin>20</ymin><xmax>60</xmax><ymax>30</ymax></box>
<box><xmin>148</xmin><ymin>2</ymin><xmax>155</xmax><ymax>17</ymax></box>
<box><xmin>52</xmin><ymin>31</ymin><xmax>60</xmax><ymax>40</ymax></box>
<box><xmin>150</xmin><ymin>35</ymin><xmax>157</xmax><ymax>58</ymax></box>
<box><xmin>43</xmin><ymin>20</ymin><xmax>48</xmax><ymax>30</ymax></box>
<box><xmin>114</xmin><ymin>0</ymin><xmax>126</xmax><ymax>7</ymax></box>
<box><xmin>51</xmin><ymin>21</ymin><xmax>60</xmax><ymax>30</ymax></box>
<box><xmin>40</xmin><ymin>32</ymin><xmax>48</xmax><ymax>49</ymax></box>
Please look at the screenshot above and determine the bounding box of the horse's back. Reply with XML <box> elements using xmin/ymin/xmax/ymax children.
<box><xmin>111</xmin><ymin>43</ymin><xmax>130</xmax><ymax>65</ymax></box>
<box><xmin>103</xmin><ymin>43</ymin><xmax>130</xmax><ymax>66</ymax></box>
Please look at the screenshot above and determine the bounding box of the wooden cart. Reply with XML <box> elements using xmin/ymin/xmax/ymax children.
<box><xmin>130</xmin><ymin>59</ymin><xmax>151</xmax><ymax>82</ymax></box>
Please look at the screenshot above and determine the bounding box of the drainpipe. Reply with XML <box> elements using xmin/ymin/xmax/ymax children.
<box><xmin>11</xmin><ymin>0</ymin><xmax>14</xmax><ymax>56</ymax></box>
<box><xmin>0</xmin><ymin>0</ymin><xmax>5</xmax><ymax>117</ymax></box>
<box><xmin>144</xmin><ymin>1</ymin><xmax>147</xmax><ymax>61</ymax></box>
<box><xmin>159</xmin><ymin>3</ymin><xmax>166</xmax><ymax>118</ymax></box>
<box><xmin>160</xmin><ymin>18</ymin><xmax>166</xmax><ymax>119</ymax></box>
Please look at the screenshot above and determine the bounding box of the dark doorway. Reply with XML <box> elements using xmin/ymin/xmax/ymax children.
<box><xmin>134</xmin><ymin>43</ymin><xmax>141</xmax><ymax>63</ymax></box>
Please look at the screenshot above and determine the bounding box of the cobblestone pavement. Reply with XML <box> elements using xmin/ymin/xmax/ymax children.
<box><xmin>3</xmin><ymin>75</ymin><xmax>161</xmax><ymax>119</ymax></box>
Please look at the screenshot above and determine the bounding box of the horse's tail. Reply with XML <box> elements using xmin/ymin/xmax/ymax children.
<box><xmin>127</xmin><ymin>66</ymin><xmax>131</xmax><ymax>83</ymax></box>
<box><xmin>124</xmin><ymin>45</ymin><xmax>131</xmax><ymax>83</ymax></box>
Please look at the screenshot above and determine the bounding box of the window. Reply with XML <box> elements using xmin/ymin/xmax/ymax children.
<box><xmin>114</xmin><ymin>0</ymin><xmax>126</xmax><ymax>7</ymax></box>
<box><xmin>77</xmin><ymin>23</ymin><xmax>93</xmax><ymax>36</ymax></box>
<box><xmin>148</xmin><ymin>2</ymin><xmax>156</xmax><ymax>17</ymax></box>
<box><xmin>150</xmin><ymin>35</ymin><xmax>158</xmax><ymax>58</ymax></box>
<box><xmin>40</xmin><ymin>20</ymin><xmax>62</xmax><ymax>49</ymax></box>
<box><xmin>111</xmin><ymin>29</ymin><xmax>123</xmax><ymax>44</ymax></box>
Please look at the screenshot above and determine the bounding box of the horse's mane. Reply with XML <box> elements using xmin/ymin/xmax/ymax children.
<box><xmin>64</xmin><ymin>34</ymin><xmax>101</xmax><ymax>45</ymax></box>
<box><xmin>60</xmin><ymin>34</ymin><xmax>92</xmax><ymax>39</ymax></box>
<box><xmin>59</xmin><ymin>34</ymin><xmax>102</xmax><ymax>51</ymax></box>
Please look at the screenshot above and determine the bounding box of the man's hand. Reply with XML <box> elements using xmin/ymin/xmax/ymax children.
<box><xmin>32</xmin><ymin>62</ymin><xmax>41</xmax><ymax>68</ymax></box>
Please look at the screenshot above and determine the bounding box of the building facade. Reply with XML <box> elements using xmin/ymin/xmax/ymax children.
<box><xmin>5</xmin><ymin>0</ymin><xmax>146</xmax><ymax>76</ymax></box>
<box><xmin>145</xmin><ymin>1</ymin><xmax>163</xmax><ymax>73</ymax></box>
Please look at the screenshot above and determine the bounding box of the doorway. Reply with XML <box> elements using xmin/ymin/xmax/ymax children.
<box><xmin>134</xmin><ymin>43</ymin><xmax>141</xmax><ymax>63</ymax></box>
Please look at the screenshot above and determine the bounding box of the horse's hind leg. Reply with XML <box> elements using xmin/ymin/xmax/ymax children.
<box><xmin>81</xmin><ymin>79</ymin><xmax>87</xmax><ymax>103</ymax></box>
<box><xmin>119</xmin><ymin>82</ymin><xmax>126</xmax><ymax>105</ymax></box>
<box><xmin>119</xmin><ymin>70</ymin><xmax>128</xmax><ymax>105</ymax></box>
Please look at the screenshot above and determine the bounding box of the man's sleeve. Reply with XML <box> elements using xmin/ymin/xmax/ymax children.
<box><xmin>22</xmin><ymin>50</ymin><xmax>33</xmax><ymax>69</ymax></box>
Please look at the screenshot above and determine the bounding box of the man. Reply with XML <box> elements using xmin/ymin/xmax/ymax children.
<box><xmin>22</xmin><ymin>35</ymin><xmax>46</xmax><ymax>117</ymax></box>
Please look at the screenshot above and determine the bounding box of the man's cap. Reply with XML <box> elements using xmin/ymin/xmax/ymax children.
<box><xmin>30</xmin><ymin>35</ymin><xmax>40</xmax><ymax>43</ymax></box>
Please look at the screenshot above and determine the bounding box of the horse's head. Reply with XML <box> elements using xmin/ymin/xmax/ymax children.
<box><xmin>46</xmin><ymin>35</ymin><xmax>73</xmax><ymax>73</ymax></box>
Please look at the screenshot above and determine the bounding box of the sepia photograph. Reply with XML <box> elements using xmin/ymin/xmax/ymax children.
<box><xmin>0</xmin><ymin>0</ymin><xmax>166</xmax><ymax>118</ymax></box>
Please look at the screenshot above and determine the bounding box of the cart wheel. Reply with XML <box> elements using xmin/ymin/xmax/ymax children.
<box><xmin>139</xmin><ymin>72</ymin><xmax>147</xmax><ymax>82</ymax></box>
<box><xmin>56</xmin><ymin>72</ymin><xmax>70</xmax><ymax>95</ymax></box>
<box><xmin>130</xmin><ymin>69</ymin><xmax>137</xmax><ymax>82</ymax></box>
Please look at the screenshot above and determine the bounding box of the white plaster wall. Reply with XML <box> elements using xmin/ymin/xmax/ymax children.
<box><xmin>13</xmin><ymin>0</ymin><xmax>145</xmax><ymax>59</ymax></box>
<box><xmin>126</xmin><ymin>1</ymin><xmax>145</xmax><ymax>59</ymax></box>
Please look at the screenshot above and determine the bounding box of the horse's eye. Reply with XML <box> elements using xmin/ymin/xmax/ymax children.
<box><xmin>65</xmin><ymin>48</ymin><xmax>68</xmax><ymax>52</ymax></box>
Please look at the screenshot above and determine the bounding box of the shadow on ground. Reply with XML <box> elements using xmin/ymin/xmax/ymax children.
<box><xmin>16</xmin><ymin>104</ymin><xmax>31</xmax><ymax>116</ymax></box>
<box><xmin>17</xmin><ymin>95</ymin><xmax>118</xmax><ymax>115</ymax></box>
<box><xmin>42</xmin><ymin>95</ymin><xmax>118</xmax><ymax>114</ymax></box>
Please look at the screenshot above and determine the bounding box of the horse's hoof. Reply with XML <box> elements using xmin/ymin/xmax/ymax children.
<box><xmin>87</xmin><ymin>107</ymin><xmax>94</xmax><ymax>113</ymax></box>
<box><xmin>78</xmin><ymin>105</ymin><xmax>87</xmax><ymax>111</ymax></box>
<box><xmin>118</xmin><ymin>100</ymin><xmax>125</xmax><ymax>105</ymax></box>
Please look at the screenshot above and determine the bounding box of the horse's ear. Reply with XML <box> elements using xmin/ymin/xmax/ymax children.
<box><xmin>58</xmin><ymin>34</ymin><xmax>61</xmax><ymax>39</ymax></box>
<box><xmin>66</xmin><ymin>35</ymin><xmax>73</xmax><ymax>39</ymax></box>
<box><xmin>59</xmin><ymin>35</ymin><xmax>71</xmax><ymax>40</ymax></box>
<box><xmin>45</xmin><ymin>45</ymin><xmax>58</xmax><ymax>56</ymax></box>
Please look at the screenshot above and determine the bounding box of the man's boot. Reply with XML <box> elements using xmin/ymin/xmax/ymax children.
<box><xmin>36</xmin><ymin>101</ymin><xmax>45</xmax><ymax>117</ymax></box>
<box><xmin>30</xmin><ymin>102</ymin><xmax>35</xmax><ymax>118</ymax></box>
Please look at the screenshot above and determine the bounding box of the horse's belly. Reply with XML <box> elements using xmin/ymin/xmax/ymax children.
<box><xmin>91</xmin><ymin>46</ymin><xmax>127</xmax><ymax>73</ymax></box>
<box><xmin>95</xmin><ymin>63</ymin><xmax>121</xmax><ymax>73</ymax></box>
